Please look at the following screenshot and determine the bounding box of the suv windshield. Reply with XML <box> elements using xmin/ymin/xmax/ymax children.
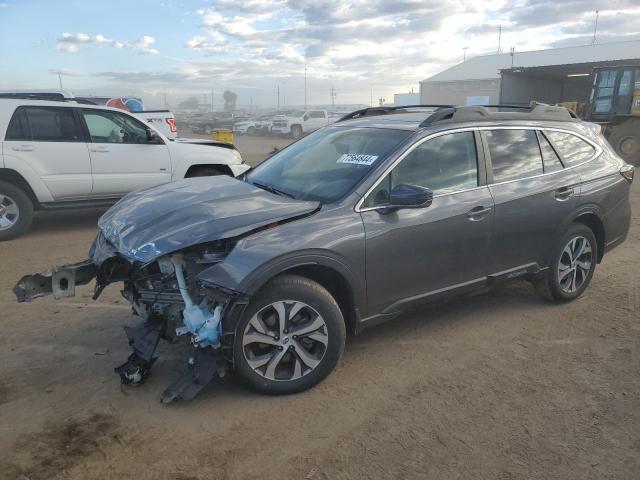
<box><xmin>246</xmin><ymin>126</ymin><xmax>411</xmax><ymax>202</ymax></box>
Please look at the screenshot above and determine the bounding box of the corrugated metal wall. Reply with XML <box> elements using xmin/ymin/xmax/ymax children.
<box><xmin>420</xmin><ymin>79</ymin><xmax>500</xmax><ymax>105</ymax></box>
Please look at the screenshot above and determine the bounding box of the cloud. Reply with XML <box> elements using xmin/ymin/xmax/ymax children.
<box><xmin>56</xmin><ymin>32</ymin><xmax>159</xmax><ymax>55</ymax></box>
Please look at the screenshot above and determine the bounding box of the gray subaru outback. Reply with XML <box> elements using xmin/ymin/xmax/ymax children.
<box><xmin>15</xmin><ymin>105</ymin><xmax>634</xmax><ymax>401</ymax></box>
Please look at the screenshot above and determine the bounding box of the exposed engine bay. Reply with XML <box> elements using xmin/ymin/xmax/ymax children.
<box><xmin>14</xmin><ymin>238</ymin><xmax>246</xmax><ymax>402</ymax></box>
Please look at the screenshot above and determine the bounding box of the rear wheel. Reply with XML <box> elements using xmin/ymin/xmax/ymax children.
<box><xmin>607</xmin><ymin>120</ymin><xmax>640</xmax><ymax>167</ymax></box>
<box><xmin>233</xmin><ymin>275</ymin><xmax>346</xmax><ymax>395</ymax></box>
<box><xmin>533</xmin><ymin>223</ymin><xmax>597</xmax><ymax>302</ymax></box>
<box><xmin>0</xmin><ymin>181</ymin><xmax>34</xmax><ymax>241</ymax></box>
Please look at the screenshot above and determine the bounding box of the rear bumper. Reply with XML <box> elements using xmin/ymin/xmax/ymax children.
<box><xmin>14</xmin><ymin>259</ymin><xmax>97</xmax><ymax>302</ymax></box>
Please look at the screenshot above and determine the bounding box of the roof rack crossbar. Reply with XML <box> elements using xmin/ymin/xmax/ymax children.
<box><xmin>337</xmin><ymin>104</ymin><xmax>453</xmax><ymax>122</ymax></box>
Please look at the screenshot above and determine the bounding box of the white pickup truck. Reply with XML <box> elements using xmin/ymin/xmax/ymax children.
<box><xmin>270</xmin><ymin>109</ymin><xmax>331</xmax><ymax>138</ymax></box>
<box><xmin>0</xmin><ymin>98</ymin><xmax>249</xmax><ymax>239</ymax></box>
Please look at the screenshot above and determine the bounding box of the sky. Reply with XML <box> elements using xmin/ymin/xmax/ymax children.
<box><xmin>0</xmin><ymin>0</ymin><xmax>639</xmax><ymax>109</ymax></box>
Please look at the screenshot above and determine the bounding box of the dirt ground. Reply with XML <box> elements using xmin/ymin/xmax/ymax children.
<box><xmin>0</xmin><ymin>136</ymin><xmax>638</xmax><ymax>480</ymax></box>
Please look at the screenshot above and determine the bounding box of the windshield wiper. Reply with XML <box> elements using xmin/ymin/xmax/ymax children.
<box><xmin>251</xmin><ymin>181</ymin><xmax>296</xmax><ymax>199</ymax></box>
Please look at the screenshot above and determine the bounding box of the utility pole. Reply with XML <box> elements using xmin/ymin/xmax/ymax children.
<box><xmin>211</xmin><ymin>89</ymin><xmax>214</xmax><ymax>113</ymax></box>
<box><xmin>510</xmin><ymin>47</ymin><xmax>515</xmax><ymax>68</ymax></box>
<box><xmin>463</xmin><ymin>47</ymin><xmax>469</xmax><ymax>62</ymax></box>
<box><xmin>370</xmin><ymin>84</ymin><xmax>373</xmax><ymax>107</ymax></box>
<box><xmin>497</xmin><ymin>25</ymin><xmax>502</xmax><ymax>53</ymax></box>
<box><xmin>592</xmin><ymin>10</ymin><xmax>599</xmax><ymax>45</ymax></box>
<box><xmin>282</xmin><ymin>81</ymin><xmax>286</xmax><ymax>107</ymax></box>
<box><xmin>277</xmin><ymin>84</ymin><xmax>280</xmax><ymax>111</ymax></box>
<box><xmin>330</xmin><ymin>86</ymin><xmax>336</xmax><ymax>107</ymax></box>
<box><xmin>304</xmin><ymin>67</ymin><xmax>307</xmax><ymax>110</ymax></box>
<box><xmin>57</xmin><ymin>72</ymin><xmax>63</xmax><ymax>90</ymax></box>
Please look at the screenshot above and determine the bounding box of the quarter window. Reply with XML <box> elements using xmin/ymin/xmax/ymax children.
<box><xmin>537</xmin><ymin>132</ymin><xmax>564</xmax><ymax>173</ymax></box>
<box><xmin>83</xmin><ymin>110</ymin><xmax>152</xmax><ymax>144</ymax></box>
<box><xmin>6</xmin><ymin>106</ymin><xmax>82</xmax><ymax>142</ymax></box>
<box><xmin>486</xmin><ymin>129</ymin><xmax>543</xmax><ymax>182</ymax></box>
<box><xmin>363</xmin><ymin>131</ymin><xmax>478</xmax><ymax>207</ymax></box>
<box><xmin>546</xmin><ymin>131</ymin><xmax>595</xmax><ymax>166</ymax></box>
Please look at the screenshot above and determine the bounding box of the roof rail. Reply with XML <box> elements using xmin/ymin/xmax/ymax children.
<box><xmin>419</xmin><ymin>104</ymin><xmax>578</xmax><ymax>127</ymax></box>
<box><xmin>0</xmin><ymin>93</ymin><xmax>101</xmax><ymax>105</ymax></box>
<box><xmin>337</xmin><ymin>104</ymin><xmax>453</xmax><ymax>122</ymax></box>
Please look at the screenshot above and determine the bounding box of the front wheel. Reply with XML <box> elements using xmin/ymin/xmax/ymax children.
<box><xmin>233</xmin><ymin>275</ymin><xmax>346</xmax><ymax>395</ymax></box>
<box><xmin>607</xmin><ymin>120</ymin><xmax>640</xmax><ymax>167</ymax></box>
<box><xmin>0</xmin><ymin>181</ymin><xmax>34</xmax><ymax>241</ymax></box>
<box><xmin>533</xmin><ymin>223</ymin><xmax>598</xmax><ymax>302</ymax></box>
<box><xmin>291</xmin><ymin>125</ymin><xmax>303</xmax><ymax>139</ymax></box>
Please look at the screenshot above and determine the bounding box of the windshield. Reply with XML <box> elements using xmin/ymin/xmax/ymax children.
<box><xmin>246</xmin><ymin>126</ymin><xmax>411</xmax><ymax>202</ymax></box>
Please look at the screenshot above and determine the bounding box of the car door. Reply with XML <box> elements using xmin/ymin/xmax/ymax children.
<box><xmin>308</xmin><ymin>110</ymin><xmax>327</xmax><ymax>130</ymax></box>
<box><xmin>360</xmin><ymin>129</ymin><xmax>494</xmax><ymax>315</ymax></box>
<box><xmin>4</xmin><ymin>105</ymin><xmax>92</xmax><ymax>199</ymax></box>
<box><xmin>483</xmin><ymin>127</ymin><xmax>580</xmax><ymax>277</ymax></box>
<box><xmin>81</xmin><ymin>109</ymin><xmax>172</xmax><ymax>197</ymax></box>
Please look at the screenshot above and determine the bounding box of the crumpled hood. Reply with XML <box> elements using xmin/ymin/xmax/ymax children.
<box><xmin>94</xmin><ymin>176</ymin><xmax>320</xmax><ymax>264</ymax></box>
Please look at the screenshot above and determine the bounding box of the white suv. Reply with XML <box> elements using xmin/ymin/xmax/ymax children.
<box><xmin>0</xmin><ymin>99</ymin><xmax>250</xmax><ymax>239</ymax></box>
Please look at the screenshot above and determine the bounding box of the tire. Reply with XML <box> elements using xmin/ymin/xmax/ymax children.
<box><xmin>533</xmin><ymin>223</ymin><xmax>598</xmax><ymax>302</ymax></box>
<box><xmin>0</xmin><ymin>180</ymin><xmax>34</xmax><ymax>241</ymax></box>
<box><xmin>247</xmin><ymin>126</ymin><xmax>256</xmax><ymax>135</ymax></box>
<box><xmin>291</xmin><ymin>125</ymin><xmax>303</xmax><ymax>139</ymax></box>
<box><xmin>607</xmin><ymin>120</ymin><xmax>640</xmax><ymax>167</ymax></box>
<box><xmin>233</xmin><ymin>274</ymin><xmax>346</xmax><ymax>395</ymax></box>
<box><xmin>185</xmin><ymin>166</ymin><xmax>225</xmax><ymax>178</ymax></box>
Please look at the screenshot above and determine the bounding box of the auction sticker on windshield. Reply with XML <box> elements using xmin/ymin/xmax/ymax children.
<box><xmin>337</xmin><ymin>154</ymin><xmax>378</xmax><ymax>165</ymax></box>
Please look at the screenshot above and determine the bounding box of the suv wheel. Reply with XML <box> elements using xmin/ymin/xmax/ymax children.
<box><xmin>233</xmin><ymin>275</ymin><xmax>346</xmax><ymax>394</ymax></box>
<box><xmin>291</xmin><ymin>125</ymin><xmax>303</xmax><ymax>139</ymax></box>
<box><xmin>534</xmin><ymin>223</ymin><xmax>597</xmax><ymax>302</ymax></box>
<box><xmin>0</xmin><ymin>181</ymin><xmax>34</xmax><ymax>241</ymax></box>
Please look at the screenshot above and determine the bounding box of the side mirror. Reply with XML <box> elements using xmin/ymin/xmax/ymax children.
<box><xmin>385</xmin><ymin>184</ymin><xmax>433</xmax><ymax>210</ymax></box>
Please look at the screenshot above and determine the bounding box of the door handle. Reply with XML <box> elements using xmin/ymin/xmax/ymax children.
<box><xmin>466</xmin><ymin>206</ymin><xmax>492</xmax><ymax>221</ymax></box>
<box><xmin>554</xmin><ymin>186</ymin><xmax>574</xmax><ymax>201</ymax></box>
<box><xmin>11</xmin><ymin>145</ymin><xmax>34</xmax><ymax>152</ymax></box>
<box><xmin>90</xmin><ymin>146</ymin><xmax>109</xmax><ymax>153</ymax></box>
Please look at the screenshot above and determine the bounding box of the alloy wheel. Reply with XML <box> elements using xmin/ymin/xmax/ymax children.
<box><xmin>557</xmin><ymin>236</ymin><xmax>593</xmax><ymax>293</ymax></box>
<box><xmin>242</xmin><ymin>300</ymin><xmax>329</xmax><ymax>381</ymax></box>
<box><xmin>0</xmin><ymin>194</ymin><xmax>19</xmax><ymax>231</ymax></box>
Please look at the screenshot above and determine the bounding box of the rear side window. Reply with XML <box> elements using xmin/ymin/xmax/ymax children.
<box><xmin>486</xmin><ymin>129</ymin><xmax>543</xmax><ymax>182</ymax></box>
<box><xmin>546</xmin><ymin>131</ymin><xmax>595</xmax><ymax>166</ymax></box>
<box><xmin>5</xmin><ymin>108</ymin><xmax>30</xmax><ymax>140</ymax></box>
<box><xmin>537</xmin><ymin>132</ymin><xmax>564</xmax><ymax>173</ymax></box>
<box><xmin>5</xmin><ymin>106</ymin><xmax>82</xmax><ymax>142</ymax></box>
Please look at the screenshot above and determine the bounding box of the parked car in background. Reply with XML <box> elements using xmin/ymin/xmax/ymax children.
<box><xmin>187</xmin><ymin>112</ymin><xmax>250</xmax><ymax>135</ymax></box>
<box><xmin>233</xmin><ymin>115</ymin><xmax>274</xmax><ymax>135</ymax></box>
<box><xmin>270</xmin><ymin>109</ymin><xmax>330</xmax><ymax>138</ymax></box>
<box><xmin>13</xmin><ymin>104</ymin><xmax>633</xmax><ymax>401</ymax></box>
<box><xmin>0</xmin><ymin>98</ymin><xmax>249</xmax><ymax>239</ymax></box>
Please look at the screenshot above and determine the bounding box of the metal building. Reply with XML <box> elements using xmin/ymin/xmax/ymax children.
<box><xmin>420</xmin><ymin>40</ymin><xmax>640</xmax><ymax>106</ymax></box>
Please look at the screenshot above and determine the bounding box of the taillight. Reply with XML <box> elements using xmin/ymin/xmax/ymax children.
<box><xmin>620</xmin><ymin>165</ymin><xmax>635</xmax><ymax>183</ymax></box>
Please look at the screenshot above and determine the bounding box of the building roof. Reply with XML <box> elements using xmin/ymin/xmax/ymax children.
<box><xmin>422</xmin><ymin>40</ymin><xmax>640</xmax><ymax>83</ymax></box>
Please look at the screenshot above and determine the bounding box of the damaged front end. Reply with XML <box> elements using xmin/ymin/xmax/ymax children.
<box><xmin>13</xmin><ymin>176</ymin><xmax>320</xmax><ymax>401</ymax></box>
<box><xmin>15</xmin><ymin>237</ymin><xmax>245</xmax><ymax>402</ymax></box>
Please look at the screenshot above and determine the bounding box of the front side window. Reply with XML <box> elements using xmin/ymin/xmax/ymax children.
<box><xmin>83</xmin><ymin>110</ymin><xmax>152</xmax><ymax>144</ymax></box>
<box><xmin>246</xmin><ymin>126</ymin><xmax>411</xmax><ymax>203</ymax></box>
<box><xmin>6</xmin><ymin>106</ymin><xmax>82</xmax><ymax>142</ymax></box>
<box><xmin>309</xmin><ymin>111</ymin><xmax>325</xmax><ymax>118</ymax></box>
<box><xmin>363</xmin><ymin>132</ymin><xmax>478</xmax><ymax>208</ymax></box>
<box><xmin>546</xmin><ymin>131</ymin><xmax>595</xmax><ymax>166</ymax></box>
<box><xmin>486</xmin><ymin>129</ymin><xmax>543</xmax><ymax>182</ymax></box>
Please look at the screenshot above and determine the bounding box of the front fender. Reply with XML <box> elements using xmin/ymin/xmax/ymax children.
<box><xmin>197</xmin><ymin>249</ymin><xmax>366</xmax><ymax>316</ymax></box>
